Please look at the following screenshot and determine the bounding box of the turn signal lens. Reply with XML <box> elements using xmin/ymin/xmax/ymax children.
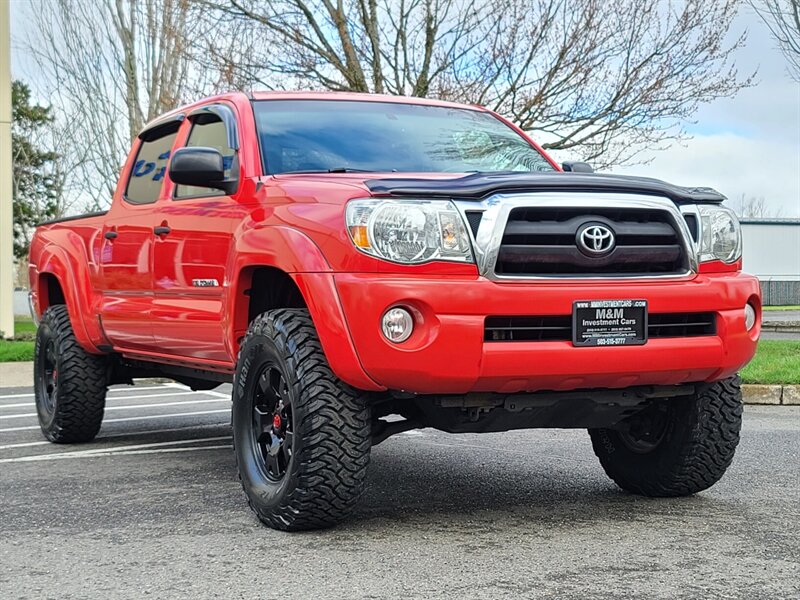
<box><xmin>349</xmin><ymin>225</ymin><xmax>370</xmax><ymax>248</ymax></box>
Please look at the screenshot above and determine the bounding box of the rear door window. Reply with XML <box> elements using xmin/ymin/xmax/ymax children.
<box><xmin>125</xmin><ymin>128</ymin><xmax>179</xmax><ymax>205</ymax></box>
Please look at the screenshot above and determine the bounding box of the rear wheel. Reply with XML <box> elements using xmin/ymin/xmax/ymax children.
<box><xmin>232</xmin><ymin>308</ymin><xmax>371</xmax><ymax>531</ymax></box>
<box><xmin>588</xmin><ymin>377</ymin><xmax>743</xmax><ymax>497</ymax></box>
<box><xmin>34</xmin><ymin>305</ymin><xmax>108</xmax><ymax>443</ymax></box>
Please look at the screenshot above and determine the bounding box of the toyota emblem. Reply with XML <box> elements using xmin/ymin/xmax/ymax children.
<box><xmin>577</xmin><ymin>223</ymin><xmax>615</xmax><ymax>256</ymax></box>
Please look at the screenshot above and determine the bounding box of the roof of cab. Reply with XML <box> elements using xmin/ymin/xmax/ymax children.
<box><xmin>248</xmin><ymin>90</ymin><xmax>486</xmax><ymax>111</ymax></box>
<box><xmin>139</xmin><ymin>90</ymin><xmax>487</xmax><ymax>139</ymax></box>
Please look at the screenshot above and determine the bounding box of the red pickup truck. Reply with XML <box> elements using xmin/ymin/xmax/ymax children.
<box><xmin>28</xmin><ymin>92</ymin><xmax>760</xmax><ymax>530</ymax></box>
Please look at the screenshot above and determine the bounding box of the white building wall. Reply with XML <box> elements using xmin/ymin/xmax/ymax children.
<box><xmin>740</xmin><ymin>220</ymin><xmax>800</xmax><ymax>305</ymax></box>
<box><xmin>741</xmin><ymin>221</ymin><xmax>800</xmax><ymax>281</ymax></box>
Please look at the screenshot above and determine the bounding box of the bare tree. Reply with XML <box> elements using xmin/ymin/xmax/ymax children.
<box><xmin>729</xmin><ymin>193</ymin><xmax>785</xmax><ymax>217</ymax></box>
<box><xmin>209</xmin><ymin>0</ymin><xmax>753</xmax><ymax>167</ymax></box>
<box><xmin>750</xmin><ymin>0</ymin><xmax>800</xmax><ymax>80</ymax></box>
<box><xmin>22</xmin><ymin>0</ymin><xmax>205</xmax><ymax>208</ymax></box>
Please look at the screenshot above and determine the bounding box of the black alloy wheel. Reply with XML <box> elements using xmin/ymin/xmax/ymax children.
<box><xmin>38</xmin><ymin>337</ymin><xmax>59</xmax><ymax>416</ymax></box>
<box><xmin>252</xmin><ymin>364</ymin><xmax>294</xmax><ymax>480</ymax></box>
<box><xmin>616</xmin><ymin>402</ymin><xmax>670</xmax><ymax>454</ymax></box>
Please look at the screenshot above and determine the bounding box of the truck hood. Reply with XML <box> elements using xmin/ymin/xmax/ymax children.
<box><xmin>362</xmin><ymin>171</ymin><xmax>726</xmax><ymax>205</ymax></box>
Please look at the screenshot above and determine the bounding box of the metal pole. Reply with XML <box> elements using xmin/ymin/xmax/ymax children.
<box><xmin>0</xmin><ymin>0</ymin><xmax>13</xmax><ymax>339</ymax></box>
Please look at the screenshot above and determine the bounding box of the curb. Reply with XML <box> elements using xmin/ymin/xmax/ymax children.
<box><xmin>760</xmin><ymin>322</ymin><xmax>800</xmax><ymax>334</ymax></box>
<box><xmin>743</xmin><ymin>384</ymin><xmax>800</xmax><ymax>405</ymax></box>
<box><xmin>0</xmin><ymin>361</ymin><xmax>175</xmax><ymax>389</ymax></box>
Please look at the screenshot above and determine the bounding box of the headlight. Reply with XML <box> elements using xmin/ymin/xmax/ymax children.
<box><xmin>346</xmin><ymin>199</ymin><xmax>474</xmax><ymax>264</ymax></box>
<box><xmin>697</xmin><ymin>205</ymin><xmax>742</xmax><ymax>263</ymax></box>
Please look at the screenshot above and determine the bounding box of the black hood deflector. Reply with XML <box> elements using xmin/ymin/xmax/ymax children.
<box><xmin>364</xmin><ymin>172</ymin><xmax>725</xmax><ymax>204</ymax></box>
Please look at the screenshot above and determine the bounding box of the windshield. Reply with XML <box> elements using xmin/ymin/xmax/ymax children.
<box><xmin>253</xmin><ymin>100</ymin><xmax>555</xmax><ymax>175</ymax></box>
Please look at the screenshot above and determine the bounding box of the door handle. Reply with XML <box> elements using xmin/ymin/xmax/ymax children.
<box><xmin>104</xmin><ymin>230</ymin><xmax>118</xmax><ymax>240</ymax></box>
<box><xmin>154</xmin><ymin>226</ymin><xmax>171</xmax><ymax>236</ymax></box>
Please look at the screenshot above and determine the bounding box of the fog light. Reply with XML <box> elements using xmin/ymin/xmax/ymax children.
<box><xmin>381</xmin><ymin>307</ymin><xmax>414</xmax><ymax>343</ymax></box>
<box><xmin>744</xmin><ymin>303</ymin><xmax>757</xmax><ymax>331</ymax></box>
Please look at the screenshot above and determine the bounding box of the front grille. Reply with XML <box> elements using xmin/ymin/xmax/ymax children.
<box><xmin>464</xmin><ymin>210</ymin><xmax>483</xmax><ymax>237</ymax></box>
<box><xmin>682</xmin><ymin>213</ymin><xmax>699</xmax><ymax>242</ymax></box>
<box><xmin>495</xmin><ymin>207</ymin><xmax>689</xmax><ymax>277</ymax></box>
<box><xmin>648</xmin><ymin>312</ymin><xmax>717</xmax><ymax>338</ymax></box>
<box><xmin>485</xmin><ymin>312</ymin><xmax>716</xmax><ymax>342</ymax></box>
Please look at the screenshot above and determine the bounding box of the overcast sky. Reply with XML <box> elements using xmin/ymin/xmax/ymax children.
<box><xmin>9</xmin><ymin>2</ymin><xmax>800</xmax><ymax>216</ymax></box>
<box><xmin>612</xmin><ymin>6</ymin><xmax>800</xmax><ymax>217</ymax></box>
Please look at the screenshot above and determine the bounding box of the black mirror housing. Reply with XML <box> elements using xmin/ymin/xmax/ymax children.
<box><xmin>562</xmin><ymin>161</ymin><xmax>594</xmax><ymax>173</ymax></box>
<box><xmin>169</xmin><ymin>147</ymin><xmax>233</xmax><ymax>192</ymax></box>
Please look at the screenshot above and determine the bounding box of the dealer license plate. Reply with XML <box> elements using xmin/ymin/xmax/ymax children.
<box><xmin>573</xmin><ymin>300</ymin><xmax>648</xmax><ymax>347</ymax></box>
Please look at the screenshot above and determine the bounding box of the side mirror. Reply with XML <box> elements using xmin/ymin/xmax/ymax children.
<box><xmin>562</xmin><ymin>161</ymin><xmax>594</xmax><ymax>173</ymax></box>
<box><xmin>169</xmin><ymin>147</ymin><xmax>235</xmax><ymax>193</ymax></box>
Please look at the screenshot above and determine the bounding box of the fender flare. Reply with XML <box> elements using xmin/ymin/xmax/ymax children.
<box><xmin>228</xmin><ymin>225</ymin><xmax>332</xmax><ymax>276</ymax></box>
<box><xmin>37</xmin><ymin>243</ymin><xmax>104</xmax><ymax>354</ymax></box>
<box><xmin>226</xmin><ymin>226</ymin><xmax>384</xmax><ymax>391</ymax></box>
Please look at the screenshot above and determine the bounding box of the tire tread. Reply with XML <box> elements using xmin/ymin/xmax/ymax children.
<box><xmin>36</xmin><ymin>305</ymin><xmax>107</xmax><ymax>443</ymax></box>
<box><xmin>589</xmin><ymin>376</ymin><xmax>743</xmax><ymax>497</ymax></box>
<box><xmin>233</xmin><ymin>308</ymin><xmax>371</xmax><ymax>531</ymax></box>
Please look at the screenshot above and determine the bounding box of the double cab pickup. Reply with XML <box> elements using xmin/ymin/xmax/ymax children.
<box><xmin>28</xmin><ymin>92</ymin><xmax>760</xmax><ymax>530</ymax></box>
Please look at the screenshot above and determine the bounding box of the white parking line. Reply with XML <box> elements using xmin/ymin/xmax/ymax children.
<box><xmin>0</xmin><ymin>397</ymin><xmax>229</xmax><ymax>420</ymax></box>
<box><xmin>0</xmin><ymin>436</ymin><xmax>232</xmax><ymax>463</ymax></box>
<box><xmin>0</xmin><ymin>409</ymin><xmax>231</xmax><ymax>433</ymax></box>
<box><xmin>0</xmin><ymin>422</ymin><xmax>231</xmax><ymax>451</ymax></box>
<box><xmin>100</xmin><ymin>445</ymin><xmax>232</xmax><ymax>457</ymax></box>
<box><xmin>0</xmin><ymin>385</ymin><xmax>180</xmax><ymax>400</ymax></box>
<box><xmin>0</xmin><ymin>391</ymin><xmax>209</xmax><ymax>410</ymax></box>
<box><xmin>0</xmin><ymin>440</ymin><xmax>52</xmax><ymax>450</ymax></box>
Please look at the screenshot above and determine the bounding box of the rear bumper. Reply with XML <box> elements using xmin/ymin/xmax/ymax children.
<box><xmin>329</xmin><ymin>272</ymin><xmax>761</xmax><ymax>394</ymax></box>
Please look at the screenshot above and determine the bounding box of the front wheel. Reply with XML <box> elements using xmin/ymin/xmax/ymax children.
<box><xmin>588</xmin><ymin>376</ymin><xmax>743</xmax><ymax>497</ymax></box>
<box><xmin>232</xmin><ymin>308</ymin><xmax>372</xmax><ymax>531</ymax></box>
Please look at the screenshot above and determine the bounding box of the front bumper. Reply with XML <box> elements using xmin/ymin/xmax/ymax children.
<box><xmin>331</xmin><ymin>272</ymin><xmax>761</xmax><ymax>394</ymax></box>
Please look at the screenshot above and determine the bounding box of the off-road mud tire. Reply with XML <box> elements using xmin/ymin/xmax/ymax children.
<box><xmin>588</xmin><ymin>377</ymin><xmax>743</xmax><ymax>496</ymax></box>
<box><xmin>34</xmin><ymin>305</ymin><xmax>108</xmax><ymax>443</ymax></box>
<box><xmin>232</xmin><ymin>308</ymin><xmax>372</xmax><ymax>531</ymax></box>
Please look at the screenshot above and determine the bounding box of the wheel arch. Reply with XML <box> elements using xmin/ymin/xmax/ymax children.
<box><xmin>35</xmin><ymin>245</ymin><xmax>104</xmax><ymax>353</ymax></box>
<box><xmin>229</xmin><ymin>266</ymin><xmax>307</xmax><ymax>348</ymax></box>
<box><xmin>227</xmin><ymin>262</ymin><xmax>383</xmax><ymax>392</ymax></box>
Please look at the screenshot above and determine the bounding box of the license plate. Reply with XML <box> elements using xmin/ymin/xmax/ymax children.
<box><xmin>573</xmin><ymin>300</ymin><xmax>648</xmax><ymax>347</ymax></box>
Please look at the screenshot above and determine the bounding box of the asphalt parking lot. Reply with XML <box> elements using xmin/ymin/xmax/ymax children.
<box><xmin>0</xmin><ymin>382</ymin><xmax>798</xmax><ymax>599</ymax></box>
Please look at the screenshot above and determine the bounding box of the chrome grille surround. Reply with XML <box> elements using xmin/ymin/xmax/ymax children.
<box><xmin>453</xmin><ymin>193</ymin><xmax>699</xmax><ymax>281</ymax></box>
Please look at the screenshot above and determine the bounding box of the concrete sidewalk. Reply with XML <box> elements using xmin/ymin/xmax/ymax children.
<box><xmin>0</xmin><ymin>361</ymin><xmax>33</xmax><ymax>388</ymax></box>
<box><xmin>2</xmin><ymin>361</ymin><xmax>797</xmax><ymax>405</ymax></box>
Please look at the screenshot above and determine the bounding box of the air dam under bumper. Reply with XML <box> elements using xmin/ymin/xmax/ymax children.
<box><xmin>332</xmin><ymin>272</ymin><xmax>761</xmax><ymax>394</ymax></box>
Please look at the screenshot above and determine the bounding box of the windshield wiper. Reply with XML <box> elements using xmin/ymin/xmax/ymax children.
<box><xmin>327</xmin><ymin>167</ymin><xmax>377</xmax><ymax>173</ymax></box>
<box><xmin>280</xmin><ymin>167</ymin><xmax>380</xmax><ymax>174</ymax></box>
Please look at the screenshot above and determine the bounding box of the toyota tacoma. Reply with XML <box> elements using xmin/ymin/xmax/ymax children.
<box><xmin>28</xmin><ymin>92</ymin><xmax>761</xmax><ymax>530</ymax></box>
